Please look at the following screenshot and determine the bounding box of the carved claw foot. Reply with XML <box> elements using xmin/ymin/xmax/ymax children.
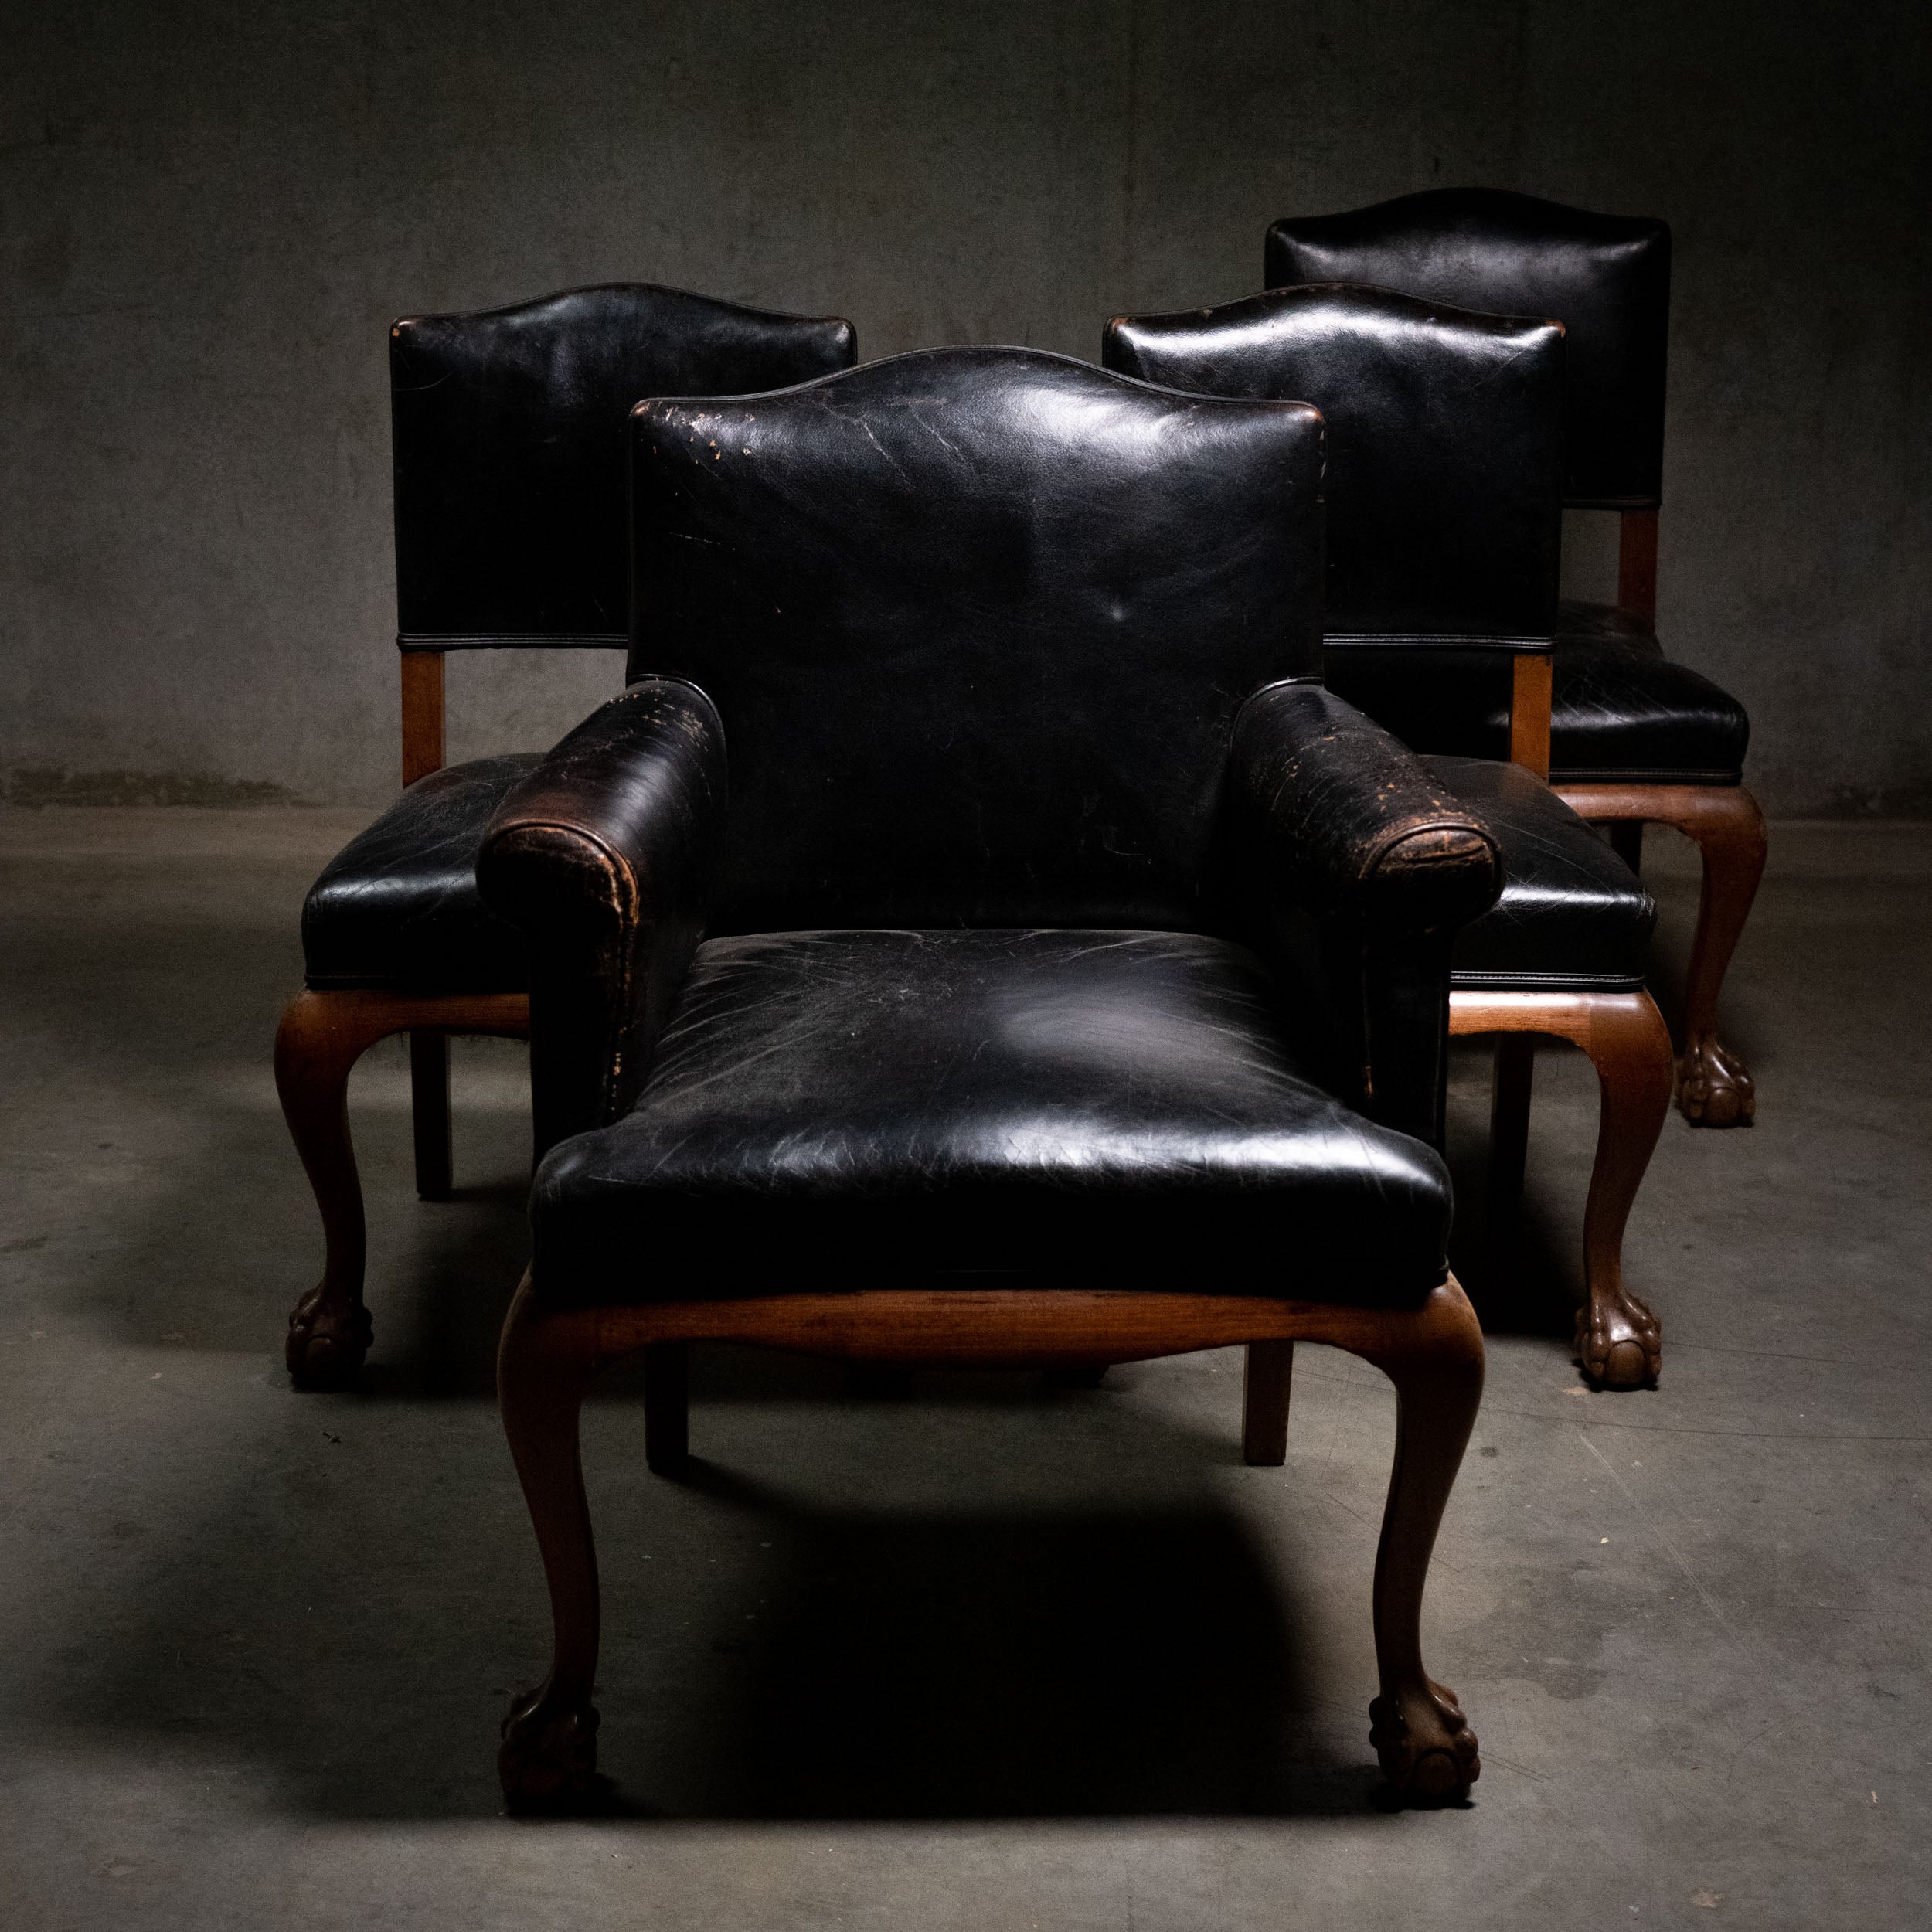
<box><xmin>1575</xmin><ymin>1287</ymin><xmax>1661</xmax><ymax>1389</ymax></box>
<box><xmin>1369</xmin><ymin>1675</ymin><xmax>1480</xmax><ymax>1802</ymax></box>
<box><xmin>285</xmin><ymin>1284</ymin><xmax>372</xmax><ymax>1390</ymax></box>
<box><xmin>1676</xmin><ymin>1036</ymin><xmax>1755</xmax><ymax>1128</ymax></box>
<box><xmin>499</xmin><ymin>1683</ymin><xmax>600</xmax><ymax>1814</ymax></box>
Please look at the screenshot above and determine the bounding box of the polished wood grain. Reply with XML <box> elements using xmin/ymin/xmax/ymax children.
<box><xmin>1617</xmin><ymin>507</ymin><xmax>1660</xmax><ymax>628</ymax></box>
<box><xmin>400</xmin><ymin>649</ymin><xmax>447</xmax><ymax>787</ymax></box>
<box><xmin>276</xmin><ymin>986</ymin><xmax>529</xmax><ymax>1388</ymax></box>
<box><xmin>1241</xmin><ymin>1339</ymin><xmax>1294</xmax><ymax>1465</ymax></box>
<box><xmin>1451</xmin><ymin>989</ymin><xmax>1672</xmax><ymax>1386</ymax></box>
<box><xmin>1554</xmin><ymin>781</ymin><xmax>1766</xmax><ymax>1127</ymax></box>
<box><xmin>496</xmin><ymin>1274</ymin><xmax>1485</xmax><ymax>1808</ymax></box>
<box><xmin>1508</xmin><ymin>652</ymin><xmax>1553</xmax><ymax>779</ymax></box>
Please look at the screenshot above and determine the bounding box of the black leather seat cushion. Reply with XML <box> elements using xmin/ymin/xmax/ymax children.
<box><xmin>303</xmin><ymin>755</ymin><xmax>539</xmax><ymax>993</ymax></box>
<box><xmin>1428</xmin><ymin>757</ymin><xmax>1655</xmax><ymax>992</ymax></box>
<box><xmin>529</xmin><ymin>929</ymin><xmax>1453</xmax><ymax>1305</ymax></box>
<box><xmin>1327</xmin><ymin>602</ymin><xmax>1749</xmax><ymax>784</ymax></box>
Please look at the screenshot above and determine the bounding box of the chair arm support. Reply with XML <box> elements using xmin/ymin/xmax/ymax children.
<box><xmin>479</xmin><ymin>679</ymin><xmax>727</xmax><ymax>1155</ymax></box>
<box><xmin>1230</xmin><ymin>681</ymin><xmax>1502</xmax><ymax>1145</ymax></box>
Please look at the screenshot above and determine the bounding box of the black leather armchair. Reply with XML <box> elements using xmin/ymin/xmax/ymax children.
<box><xmin>1104</xmin><ymin>284</ymin><xmax>1672</xmax><ymax>1388</ymax></box>
<box><xmin>478</xmin><ymin>348</ymin><xmax>1500</xmax><ymax>1810</ymax></box>
<box><xmin>276</xmin><ymin>284</ymin><xmax>856</xmax><ymax>1387</ymax></box>
<box><xmin>1265</xmin><ymin>189</ymin><xmax>1766</xmax><ymax>1129</ymax></box>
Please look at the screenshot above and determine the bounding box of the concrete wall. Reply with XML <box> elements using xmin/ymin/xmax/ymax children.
<box><xmin>3</xmin><ymin>0</ymin><xmax>1927</xmax><ymax>814</ymax></box>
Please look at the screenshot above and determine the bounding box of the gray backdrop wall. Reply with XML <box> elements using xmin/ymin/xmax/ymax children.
<box><xmin>4</xmin><ymin>0</ymin><xmax>1927</xmax><ymax>815</ymax></box>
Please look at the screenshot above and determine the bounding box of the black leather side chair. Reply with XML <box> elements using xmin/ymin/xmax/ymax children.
<box><xmin>277</xmin><ymin>284</ymin><xmax>856</xmax><ymax>1389</ymax></box>
<box><xmin>474</xmin><ymin>348</ymin><xmax>1502</xmax><ymax>1809</ymax></box>
<box><xmin>1105</xmin><ymin>285</ymin><xmax>1672</xmax><ymax>1389</ymax></box>
<box><xmin>1267</xmin><ymin>187</ymin><xmax>1766</xmax><ymax>1129</ymax></box>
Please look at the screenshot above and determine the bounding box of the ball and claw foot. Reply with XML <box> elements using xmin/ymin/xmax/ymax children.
<box><xmin>1676</xmin><ymin>1037</ymin><xmax>1754</xmax><ymax>1128</ymax></box>
<box><xmin>285</xmin><ymin>1286</ymin><xmax>372</xmax><ymax>1390</ymax></box>
<box><xmin>499</xmin><ymin>1685</ymin><xmax>601</xmax><ymax>1815</ymax></box>
<box><xmin>1574</xmin><ymin>1287</ymin><xmax>1662</xmax><ymax>1390</ymax></box>
<box><xmin>1370</xmin><ymin>1676</ymin><xmax>1480</xmax><ymax>1803</ymax></box>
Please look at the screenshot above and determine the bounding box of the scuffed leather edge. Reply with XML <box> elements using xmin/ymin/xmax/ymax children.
<box><xmin>1233</xmin><ymin>681</ymin><xmax>1502</xmax><ymax>929</ymax></box>
<box><xmin>479</xmin><ymin>679</ymin><xmax>727</xmax><ymax>1154</ymax></box>
<box><xmin>1231</xmin><ymin>680</ymin><xmax>1502</xmax><ymax>1146</ymax></box>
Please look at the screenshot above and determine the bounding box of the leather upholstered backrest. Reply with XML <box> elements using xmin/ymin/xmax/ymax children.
<box><xmin>1265</xmin><ymin>189</ymin><xmax>1670</xmax><ymax>509</ymax></box>
<box><xmin>628</xmin><ymin>346</ymin><xmax>1325</xmax><ymax>933</ymax></box>
<box><xmin>391</xmin><ymin>284</ymin><xmax>857</xmax><ymax>648</ymax></box>
<box><xmin>1104</xmin><ymin>284</ymin><xmax>1563</xmax><ymax>648</ymax></box>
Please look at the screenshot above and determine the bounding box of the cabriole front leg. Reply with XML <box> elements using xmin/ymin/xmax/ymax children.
<box><xmin>276</xmin><ymin>989</ymin><xmax>388</xmax><ymax>1388</ymax></box>
<box><xmin>1349</xmin><ymin>1279</ymin><xmax>1485</xmax><ymax>1801</ymax></box>
<box><xmin>1573</xmin><ymin>992</ymin><xmax>1672</xmax><ymax>1388</ymax></box>
<box><xmin>497</xmin><ymin>1278</ymin><xmax>607</xmax><ymax>1813</ymax></box>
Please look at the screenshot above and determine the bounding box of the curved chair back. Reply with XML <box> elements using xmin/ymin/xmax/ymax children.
<box><xmin>628</xmin><ymin>346</ymin><xmax>1325</xmax><ymax>932</ymax></box>
<box><xmin>1265</xmin><ymin>188</ymin><xmax>1668</xmax><ymax>509</ymax></box>
<box><xmin>392</xmin><ymin>284</ymin><xmax>858</xmax><ymax>648</ymax></box>
<box><xmin>1104</xmin><ymin>284</ymin><xmax>1563</xmax><ymax>649</ymax></box>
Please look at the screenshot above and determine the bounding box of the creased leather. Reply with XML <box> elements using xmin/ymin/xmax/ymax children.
<box><xmin>1326</xmin><ymin>604</ymin><xmax>1750</xmax><ymax>782</ymax></box>
<box><xmin>478</xmin><ymin>681</ymin><xmax>726</xmax><ymax>1155</ymax></box>
<box><xmin>529</xmin><ymin>929</ymin><xmax>1454</xmax><ymax>1306</ymax></box>
<box><xmin>302</xmin><ymin>755</ymin><xmax>539</xmax><ymax>992</ymax></box>
<box><xmin>393</xmin><ymin>284</ymin><xmax>857</xmax><ymax>645</ymax></box>
<box><xmin>515</xmin><ymin>348</ymin><xmax>1493</xmax><ymax>1310</ymax></box>
<box><xmin>1104</xmin><ymin>284</ymin><xmax>1562</xmax><ymax>647</ymax></box>
<box><xmin>1230</xmin><ymin>682</ymin><xmax>1502</xmax><ymax>1145</ymax></box>
<box><xmin>628</xmin><ymin>346</ymin><xmax>1326</xmax><ymax>934</ymax></box>
<box><xmin>1265</xmin><ymin>187</ymin><xmax>1670</xmax><ymax>509</ymax></box>
<box><xmin>1427</xmin><ymin>756</ymin><xmax>1656</xmax><ymax>988</ymax></box>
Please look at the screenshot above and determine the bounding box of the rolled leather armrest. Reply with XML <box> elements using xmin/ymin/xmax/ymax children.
<box><xmin>1230</xmin><ymin>679</ymin><xmax>1502</xmax><ymax>1146</ymax></box>
<box><xmin>479</xmin><ymin>678</ymin><xmax>727</xmax><ymax>1155</ymax></box>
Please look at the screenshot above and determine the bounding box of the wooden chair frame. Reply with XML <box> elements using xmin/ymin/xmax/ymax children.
<box><xmin>495</xmin><ymin>1272</ymin><xmax>1486</xmax><ymax>1810</ymax></box>
<box><xmin>1427</xmin><ymin>650</ymin><xmax>1675</xmax><ymax>1389</ymax></box>
<box><xmin>1552</xmin><ymin>512</ymin><xmax>1767</xmax><ymax>1129</ymax></box>
<box><xmin>279</xmin><ymin>651</ymin><xmax>531</xmax><ymax>1386</ymax></box>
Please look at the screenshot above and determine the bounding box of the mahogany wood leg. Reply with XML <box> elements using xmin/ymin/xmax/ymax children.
<box><xmin>276</xmin><ymin>987</ymin><xmax>529</xmax><ymax>1389</ymax></box>
<box><xmin>1350</xmin><ymin>1282</ymin><xmax>1485</xmax><ymax>1801</ymax></box>
<box><xmin>1674</xmin><ymin>788</ymin><xmax>1767</xmax><ymax>1128</ymax></box>
<box><xmin>276</xmin><ymin>991</ymin><xmax>393</xmax><ymax>1388</ymax></box>
<box><xmin>410</xmin><ymin>1031</ymin><xmax>453</xmax><ymax>1201</ymax></box>
<box><xmin>1242</xmin><ymin>1340</ymin><xmax>1293</xmax><ymax>1465</ymax></box>
<box><xmin>643</xmin><ymin>1342</ymin><xmax>690</xmax><ymax>1475</ymax></box>
<box><xmin>498</xmin><ymin>1279</ymin><xmax>605</xmax><ymax>1812</ymax></box>
<box><xmin>1485</xmin><ymin>1034</ymin><xmax>1536</xmax><ymax>1281</ymax></box>
<box><xmin>1571</xmin><ymin>992</ymin><xmax>1672</xmax><ymax>1388</ymax></box>
<box><xmin>1451</xmin><ymin>992</ymin><xmax>1672</xmax><ymax>1389</ymax></box>
<box><xmin>1556</xmin><ymin>782</ymin><xmax>1767</xmax><ymax>1128</ymax></box>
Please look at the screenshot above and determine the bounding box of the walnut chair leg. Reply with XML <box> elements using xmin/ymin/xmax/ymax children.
<box><xmin>276</xmin><ymin>990</ymin><xmax>393</xmax><ymax>1389</ymax></box>
<box><xmin>1351</xmin><ymin>1281</ymin><xmax>1485</xmax><ymax>1801</ymax></box>
<box><xmin>1675</xmin><ymin>787</ymin><xmax>1767</xmax><ymax>1128</ymax></box>
<box><xmin>1556</xmin><ymin>782</ymin><xmax>1767</xmax><ymax>1128</ymax></box>
<box><xmin>410</xmin><ymin>1031</ymin><xmax>454</xmax><ymax>1200</ymax></box>
<box><xmin>1572</xmin><ymin>992</ymin><xmax>1673</xmax><ymax>1388</ymax></box>
<box><xmin>643</xmin><ymin>1342</ymin><xmax>690</xmax><ymax>1475</ymax></box>
<box><xmin>1485</xmin><ymin>1034</ymin><xmax>1536</xmax><ymax>1281</ymax></box>
<box><xmin>1242</xmin><ymin>1340</ymin><xmax>1293</xmax><ymax>1464</ymax></box>
<box><xmin>498</xmin><ymin>1279</ymin><xmax>604</xmax><ymax>1813</ymax></box>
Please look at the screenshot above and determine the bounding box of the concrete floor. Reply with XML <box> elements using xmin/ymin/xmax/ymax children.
<box><xmin>2</xmin><ymin>810</ymin><xmax>1928</xmax><ymax>1930</ymax></box>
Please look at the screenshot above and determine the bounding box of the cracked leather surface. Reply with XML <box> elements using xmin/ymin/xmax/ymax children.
<box><xmin>302</xmin><ymin>754</ymin><xmax>538</xmax><ymax>992</ymax></box>
<box><xmin>628</xmin><ymin>347</ymin><xmax>1328</xmax><ymax>934</ymax></box>
<box><xmin>479</xmin><ymin>681</ymin><xmax>727</xmax><ymax>1154</ymax></box>
<box><xmin>1266</xmin><ymin>185</ymin><xmax>1671</xmax><ymax>508</ymax></box>
<box><xmin>393</xmin><ymin>284</ymin><xmax>857</xmax><ymax>645</ymax></box>
<box><xmin>529</xmin><ymin>929</ymin><xmax>1454</xmax><ymax>1305</ymax></box>
<box><xmin>502</xmin><ymin>349</ymin><xmax>1483</xmax><ymax>1304</ymax></box>
<box><xmin>1326</xmin><ymin>608</ymin><xmax>1750</xmax><ymax>781</ymax></box>
<box><xmin>1105</xmin><ymin>284</ymin><xmax>1563</xmax><ymax>645</ymax></box>
<box><xmin>1427</xmin><ymin>755</ymin><xmax>1656</xmax><ymax>988</ymax></box>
